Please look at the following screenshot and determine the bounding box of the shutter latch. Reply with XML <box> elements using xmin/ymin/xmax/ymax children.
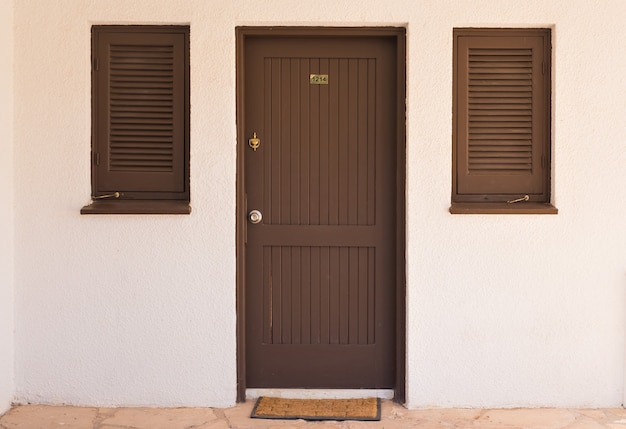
<box><xmin>506</xmin><ymin>195</ymin><xmax>530</xmax><ymax>204</ymax></box>
<box><xmin>93</xmin><ymin>192</ymin><xmax>121</xmax><ymax>200</ymax></box>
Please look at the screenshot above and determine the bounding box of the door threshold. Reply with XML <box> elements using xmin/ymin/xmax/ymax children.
<box><xmin>246</xmin><ymin>388</ymin><xmax>394</xmax><ymax>400</ymax></box>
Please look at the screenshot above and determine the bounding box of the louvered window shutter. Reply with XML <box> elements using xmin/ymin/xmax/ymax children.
<box><xmin>453</xmin><ymin>29</ymin><xmax>550</xmax><ymax>202</ymax></box>
<box><xmin>92</xmin><ymin>26</ymin><xmax>189</xmax><ymax>199</ymax></box>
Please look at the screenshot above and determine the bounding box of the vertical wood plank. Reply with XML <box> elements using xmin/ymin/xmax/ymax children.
<box><xmin>338</xmin><ymin>59</ymin><xmax>349</xmax><ymax>225</ymax></box>
<box><xmin>358</xmin><ymin>247</ymin><xmax>368</xmax><ymax>344</ymax></box>
<box><xmin>263</xmin><ymin>246</ymin><xmax>272</xmax><ymax>344</ymax></box>
<box><xmin>348</xmin><ymin>247</ymin><xmax>359</xmax><ymax>344</ymax></box>
<box><xmin>280</xmin><ymin>59</ymin><xmax>291</xmax><ymax>225</ymax></box>
<box><xmin>329</xmin><ymin>246</ymin><xmax>340</xmax><ymax>344</ymax></box>
<box><xmin>320</xmin><ymin>246</ymin><xmax>330</xmax><ymax>344</ymax></box>
<box><xmin>290</xmin><ymin>59</ymin><xmax>301</xmax><ymax>224</ymax></box>
<box><xmin>310</xmin><ymin>245</ymin><xmax>321</xmax><ymax>344</ymax></box>
<box><xmin>300</xmin><ymin>59</ymin><xmax>311</xmax><ymax>225</ymax></box>
<box><xmin>328</xmin><ymin>59</ymin><xmax>339</xmax><ymax>226</ymax></box>
<box><xmin>348</xmin><ymin>59</ymin><xmax>359</xmax><ymax>225</ymax></box>
<box><xmin>301</xmin><ymin>246</ymin><xmax>311</xmax><ymax>344</ymax></box>
<box><xmin>367</xmin><ymin>59</ymin><xmax>376</xmax><ymax>225</ymax></box>
<box><xmin>319</xmin><ymin>58</ymin><xmax>330</xmax><ymax>225</ymax></box>
<box><xmin>291</xmin><ymin>246</ymin><xmax>301</xmax><ymax>344</ymax></box>
<box><xmin>271</xmin><ymin>246</ymin><xmax>282</xmax><ymax>343</ymax></box>
<box><xmin>368</xmin><ymin>248</ymin><xmax>376</xmax><ymax>344</ymax></box>
<box><xmin>339</xmin><ymin>246</ymin><xmax>349</xmax><ymax>344</ymax></box>
<box><xmin>309</xmin><ymin>58</ymin><xmax>320</xmax><ymax>225</ymax></box>
<box><xmin>270</xmin><ymin>58</ymin><xmax>281</xmax><ymax>224</ymax></box>
<box><xmin>264</xmin><ymin>58</ymin><xmax>273</xmax><ymax>224</ymax></box>
<box><xmin>357</xmin><ymin>59</ymin><xmax>369</xmax><ymax>226</ymax></box>
<box><xmin>281</xmin><ymin>246</ymin><xmax>292</xmax><ymax>344</ymax></box>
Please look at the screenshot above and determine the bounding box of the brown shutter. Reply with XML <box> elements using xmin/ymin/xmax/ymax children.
<box><xmin>453</xmin><ymin>29</ymin><xmax>550</xmax><ymax>202</ymax></box>
<box><xmin>92</xmin><ymin>26</ymin><xmax>189</xmax><ymax>199</ymax></box>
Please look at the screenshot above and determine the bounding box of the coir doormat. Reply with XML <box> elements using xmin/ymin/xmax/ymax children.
<box><xmin>250</xmin><ymin>396</ymin><xmax>381</xmax><ymax>421</ymax></box>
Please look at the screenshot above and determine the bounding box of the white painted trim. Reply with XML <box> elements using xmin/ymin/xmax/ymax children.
<box><xmin>246</xmin><ymin>389</ymin><xmax>394</xmax><ymax>400</ymax></box>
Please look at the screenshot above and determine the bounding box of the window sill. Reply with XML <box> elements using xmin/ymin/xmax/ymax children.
<box><xmin>80</xmin><ymin>200</ymin><xmax>191</xmax><ymax>215</ymax></box>
<box><xmin>449</xmin><ymin>202</ymin><xmax>558</xmax><ymax>215</ymax></box>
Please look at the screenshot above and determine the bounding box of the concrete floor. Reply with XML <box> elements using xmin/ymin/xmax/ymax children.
<box><xmin>1</xmin><ymin>400</ymin><xmax>626</xmax><ymax>428</ymax></box>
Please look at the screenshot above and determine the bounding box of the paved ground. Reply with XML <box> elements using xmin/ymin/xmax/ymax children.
<box><xmin>1</xmin><ymin>400</ymin><xmax>626</xmax><ymax>428</ymax></box>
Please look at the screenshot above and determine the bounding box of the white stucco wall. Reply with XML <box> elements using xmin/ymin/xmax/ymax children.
<box><xmin>0</xmin><ymin>0</ymin><xmax>15</xmax><ymax>415</ymax></box>
<box><xmin>12</xmin><ymin>0</ymin><xmax>626</xmax><ymax>409</ymax></box>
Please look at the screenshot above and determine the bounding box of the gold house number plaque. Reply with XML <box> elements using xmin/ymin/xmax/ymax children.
<box><xmin>309</xmin><ymin>74</ymin><xmax>329</xmax><ymax>85</ymax></box>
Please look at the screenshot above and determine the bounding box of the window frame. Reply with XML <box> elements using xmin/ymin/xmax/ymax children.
<box><xmin>450</xmin><ymin>28</ymin><xmax>556</xmax><ymax>214</ymax></box>
<box><xmin>81</xmin><ymin>25</ymin><xmax>191</xmax><ymax>215</ymax></box>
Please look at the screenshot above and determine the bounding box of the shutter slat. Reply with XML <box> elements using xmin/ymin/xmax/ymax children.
<box><xmin>111</xmin><ymin>100</ymin><xmax>173</xmax><ymax>107</ymax></box>
<box><xmin>471</xmin><ymin>130</ymin><xmax>531</xmax><ymax>135</ymax></box>
<box><xmin>470</xmin><ymin>73</ymin><xmax>531</xmax><ymax>80</ymax></box>
<box><xmin>109</xmin><ymin>106</ymin><xmax>173</xmax><ymax>113</ymax></box>
<box><xmin>470</xmin><ymin>145</ymin><xmax>531</xmax><ymax>151</ymax></box>
<box><xmin>110</xmin><ymin>130</ymin><xmax>172</xmax><ymax>135</ymax></box>
<box><xmin>469</xmin><ymin>48</ymin><xmax>532</xmax><ymax>55</ymax></box>
<box><xmin>470</xmin><ymin>104</ymin><xmax>531</xmax><ymax>108</ymax></box>
<box><xmin>470</xmin><ymin>92</ymin><xmax>532</xmax><ymax>98</ymax></box>
<box><xmin>469</xmin><ymin>109</ymin><xmax>531</xmax><ymax>116</ymax></box>
<box><xmin>110</xmin><ymin>117</ymin><xmax>172</xmax><ymax>123</ymax></box>
<box><xmin>111</xmin><ymin>125</ymin><xmax>172</xmax><ymax>131</ymax></box>
<box><xmin>110</xmin><ymin>76</ymin><xmax>173</xmax><ymax>82</ymax></box>
<box><xmin>111</xmin><ymin>89</ymin><xmax>173</xmax><ymax>95</ymax></box>
<box><xmin>470</xmin><ymin>98</ymin><xmax>532</xmax><ymax>104</ymax></box>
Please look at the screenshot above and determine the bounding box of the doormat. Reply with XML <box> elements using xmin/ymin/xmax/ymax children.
<box><xmin>250</xmin><ymin>396</ymin><xmax>381</xmax><ymax>421</ymax></box>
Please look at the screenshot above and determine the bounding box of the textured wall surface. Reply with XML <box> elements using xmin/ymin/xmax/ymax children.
<box><xmin>10</xmin><ymin>0</ymin><xmax>626</xmax><ymax>409</ymax></box>
<box><xmin>0</xmin><ymin>0</ymin><xmax>15</xmax><ymax>415</ymax></box>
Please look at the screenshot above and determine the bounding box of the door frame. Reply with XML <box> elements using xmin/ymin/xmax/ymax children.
<box><xmin>235</xmin><ymin>26</ymin><xmax>406</xmax><ymax>403</ymax></box>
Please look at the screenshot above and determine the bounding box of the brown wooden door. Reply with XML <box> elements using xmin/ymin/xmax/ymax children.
<box><xmin>241</xmin><ymin>29</ymin><xmax>401</xmax><ymax>389</ymax></box>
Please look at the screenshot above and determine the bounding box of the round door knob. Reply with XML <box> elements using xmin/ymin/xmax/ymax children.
<box><xmin>248</xmin><ymin>209</ymin><xmax>263</xmax><ymax>224</ymax></box>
